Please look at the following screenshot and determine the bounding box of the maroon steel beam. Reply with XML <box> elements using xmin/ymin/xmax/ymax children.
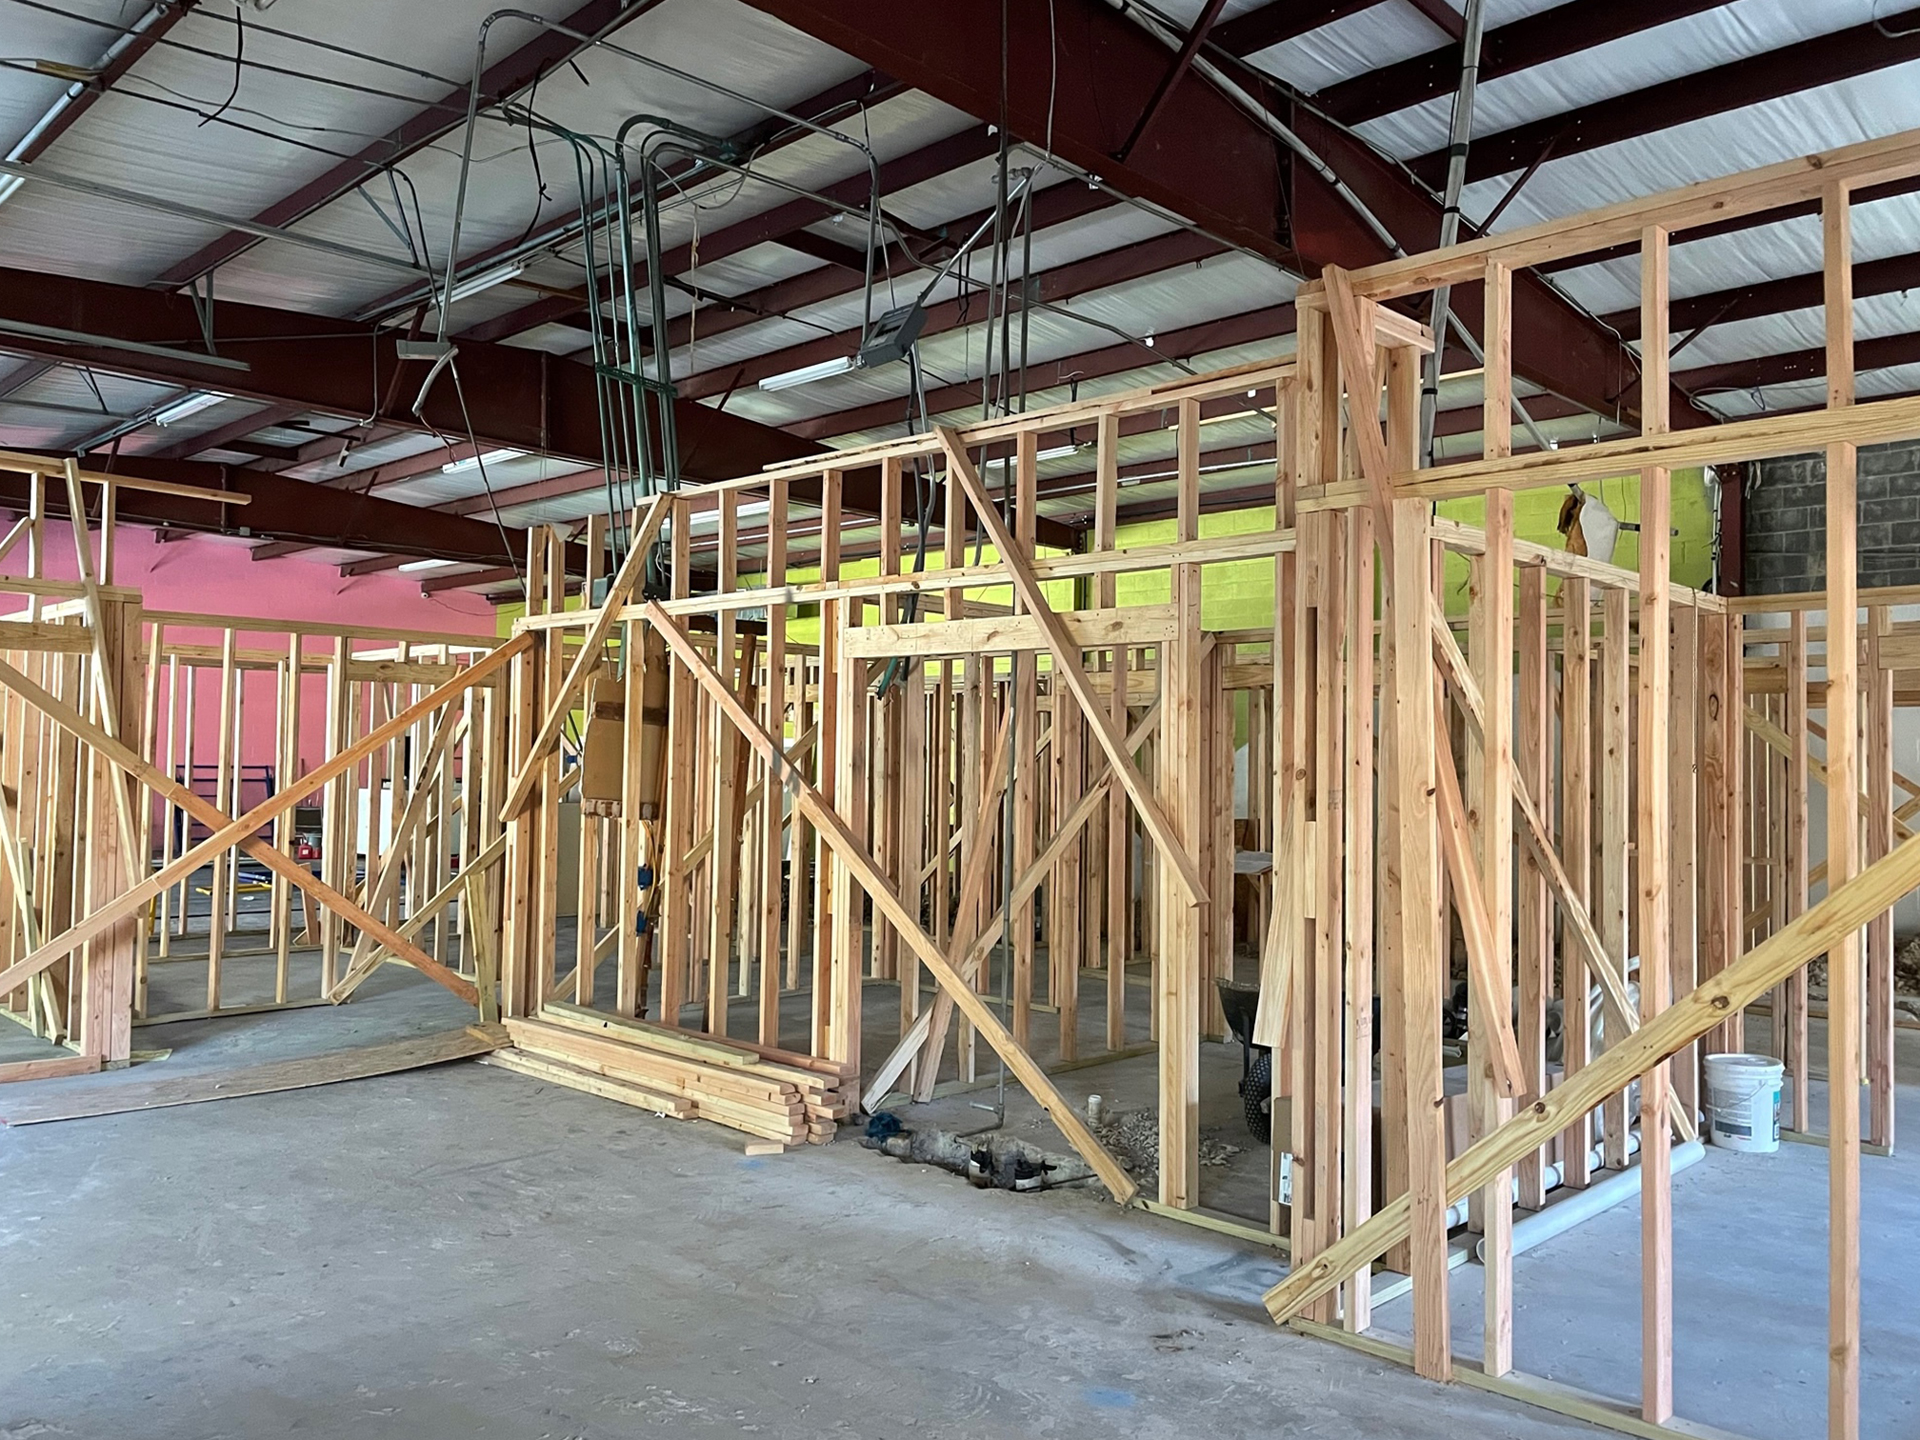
<box><xmin>153</xmin><ymin>0</ymin><xmax>652</xmax><ymax>288</ymax></box>
<box><xmin>1114</xmin><ymin>0</ymin><xmax>1232</xmax><ymax>163</ymax></box>
<box><xmin>1397</xmin><ymin>0</ymin><xmax>1463</xmax><ymax>42</ymax></box>
<box><xmin>785</xmin><ymin>301</ymin><xmax>1298</xmax><ymax>441</ymax></box>
<box><xmin>147</xmin><ymin>402</ymin><xmax>304</xmax><ymax>461</ymax></box>
<box><xmin>340</xmin><ymin>554</ymin><xmax>410</xmax><ymax>578</ymax></box>
<box><xmin>1316</xmin><ymin>0</ymin><xmax>1733</xmax><ymax>127</ymax></box>
<box><xmin>421</xmin><ymin>564</ymin><xmax>523</xmax><ymax>596</ymax></box>
<box><xmin>1603</xmin><ymin>249</ymin><xmax>1920</xmax><ymax>343</ymax></box>
<box><xmin>1213</xmin><ymin>0</ymin><xmax>1382</xmax><ymax>57</ymax></box>
<box><xmin>11</xmin><ymin>0</ymin><xmax>203</xmax><ymax>164</ymax></box>
<box><xmin>1674</xmin><ymin>328</ymin><xmax>1920</xmax><ymax>398</ymax></box>
<box><xmin>1539</xmin><ymin>173</ymin><xmax>1920</xmax><ymax>278</ymax></box>
<box><xmin>0</xmin><ymin>452</ymin><xmax>575</xmax><ymax>570</ymax></box>
<box><xmin>439</xmin><ymin>465</ymin><xmax>603</xmax><ymax>518</ymax></box>
<box><xmin>745</xmin><ymin>0</ymin><xmax>1692</xmax><ymax>435</ymax></box>
<box><xmin>675</xmin><ymin>227</ymin><xmax>1226</xmax><ymax>401</ymax></box>
<box><xmin>247</xmin><ymin>441</ymin><xmax>489</xmax><ymax>562</ymax></box>
<box><xmin>353</xmin><ymin>68</ymin><xmax>900</xmax><ymax>332</ymax></box>
<box><xmin>743</xmin><ymin>0</ymin><xmax>1293</xmax><ymax>267</ymax></box>
<box><xmin>0</xmin><ymin>264</ymin><xmax>821</xmax><ymax>483</ymax></box>
<box><xmin>312</xmin><ymin>440</ymin><xmax>481</xmax><ymax>494</ymax></box>
<box><xmin>1286</xmin><ymin>107</ymin><xmax>1703</xmax><ymax>427</ymax></box>
<box><xmin>545</xmin><ymin>184</ymin><xmax>1118</xmax><ymax>364</ymax></box>
<box><xmin>461</xmin><ymin>123</ymin><xmax>998</xmax><ymax>345</ymax></box>
<box><xmin>1412</xmin><ymin>9</ymin><xmax>1920</xmax><ymax>188</ymax></box>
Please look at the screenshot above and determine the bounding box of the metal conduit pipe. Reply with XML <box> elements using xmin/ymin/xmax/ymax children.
<box><xmin>439</xmin><ymin>7</ymin><xmax>885</xmax><ymax>345</ymax></box>
<box><xmin>4</xmin><ymin>0</ymin><xmax>175</xmax><ymax>167</ymax></box>
<box><xmin>1420</xmin><ymin>0</ymin><xmax>1489</xmax><ymax>464</ymax></box>
<box><xmin>1111</xmin><ymin>0</ymin><xmax>1555</xmax><ymax>455</ymax></box>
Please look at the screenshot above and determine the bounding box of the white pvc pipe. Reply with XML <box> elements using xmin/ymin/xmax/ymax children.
<box><xmin>1444</xmin><ymin>1131</ymin><xmax>1640</xmax><ymax>1230</ymax></box>
<box><xmin>1472</xmin><ymin>1140</ymin><xmax>1706</xmax><ymax>1262</ymax></box>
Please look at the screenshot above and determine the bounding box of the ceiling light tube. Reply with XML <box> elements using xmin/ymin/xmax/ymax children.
<box><xmin>0</xmin><ymin>175</ymin><xmax>23</xmax><ymax>208</ymax></box>
<box><xmin>152</xmin><ymin>391</ymin><xmax>227</xmax><ymax>426</ymax></box>
<box><xmin>758</xmin><ymin>355</ymin><xmax>857</xmax><ymax>392</ymax></box>
<box><xmin>441</xmin><ymin>447</ymin><xmax>523</xmax><ymax>474</ymax></box>
<box><xmin>398</xmin><ymin>557</ymin><xmax>460</xmax><ymax>572</ymax></box>
<box><xmin>986</xmin><ymin>442</ymin><xmax>1080</xmax><ymax>470</ymax></box>
<box><xmin>446</xmin><ymin>260</ymin><xmax>527</xmax><ymax>305</ymax></box>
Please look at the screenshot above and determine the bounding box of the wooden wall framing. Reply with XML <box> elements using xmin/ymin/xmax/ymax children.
<box><xmin>7</xmin><ymin>127</ymin><xmax>1920</xmax><ymax>1440</ymax></box>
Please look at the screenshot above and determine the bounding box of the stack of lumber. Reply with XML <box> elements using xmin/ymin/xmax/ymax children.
<box><xmin>496</xmin><ymin>1002</ymin><xmax>853</xmax><ymax>1146</ymax></box>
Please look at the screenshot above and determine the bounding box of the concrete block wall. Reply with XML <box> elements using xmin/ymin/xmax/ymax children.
<box><xmin>1745</xmin><ymin>439</ymin><xmax>1920</xmax><ymax>594</ymax></box>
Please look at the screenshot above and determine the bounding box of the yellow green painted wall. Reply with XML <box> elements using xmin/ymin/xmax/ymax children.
<box><xmin>1107</xmin><ymin>469</ymin><xmax>1713</xmax><ymax>632</ymax></box>
<box><xmin>502</xmin><ymin>468</ymin><xmax>1714</xmax><ymax>644</ymax></box>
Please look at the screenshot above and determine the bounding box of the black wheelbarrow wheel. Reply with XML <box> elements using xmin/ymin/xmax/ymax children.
<box><xmin>1239</xmin><ymin>1048</ymin><xmax>1272</xmax><ymax>1144</ymax></box>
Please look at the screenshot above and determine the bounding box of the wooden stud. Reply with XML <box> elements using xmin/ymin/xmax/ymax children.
<box><xmin>1822</xmin><ymin>177</ymin><xmax>1862</xmax><ymax>1440</ymax></box>
<box><xmin>1388</xmin><ymin>495</ymin><xmax>1450</xmax><ymax>1380</ymax></box>
<box><xmin>1636</xmin><ymin>223</ymin><xmax>1675</xmax><ymax>1427</ymax></box>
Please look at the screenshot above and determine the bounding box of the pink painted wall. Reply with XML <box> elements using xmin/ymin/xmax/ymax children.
<box><xmin>20</xmin><ymin>523</ymin><xmax>496</xmax><ymax>814</ymax></box>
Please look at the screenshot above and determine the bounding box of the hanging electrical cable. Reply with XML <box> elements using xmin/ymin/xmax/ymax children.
<box><xmin>1111</xmin><ymin>0</ymin><xmax>1556</xmax><ymax>453</ymax></box>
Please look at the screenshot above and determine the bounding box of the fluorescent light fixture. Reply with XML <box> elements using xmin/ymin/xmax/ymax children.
<box><xmin>0</xmin><ymin>175</ymin><xmax>24</xmax><ymax>208</ymax></box>
<box><xmin>446</xmin><ymin>260</ymin><xmax>526</xmax><ymax>305</ymax></box>
<box><xmin>398</xmin><ymin>557</ymin><xmax>460</xmax><ymax>573</ymax></box>
<box><xmin>986</xmin><ymin>443</ymin><xmax>1080</xmax><ymax>471</ymax></box>
<box><xmin>441</xmin><ymin>447</ymin><xmax>523</xmax><ymax>474</ymax></box>
<box><xmin>759</xmin><ymin>355</ymin><xmax>857</xmax><ymax>392</ymax></box>
<box><xmin>759</xmin><ymin>304</ymin><xmax>929</xmax><ymax>394</ymax></box>
<box><xmin>152</xmin><ymin>391</ymin><xmax>226</xmax><ymax>426</ymax></box>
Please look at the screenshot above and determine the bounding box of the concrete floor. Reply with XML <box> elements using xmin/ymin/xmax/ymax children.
<box><xmin>4</xmin><ymin>939</ymin><xmax>1917</xmax><ymax>1438</ymax></box>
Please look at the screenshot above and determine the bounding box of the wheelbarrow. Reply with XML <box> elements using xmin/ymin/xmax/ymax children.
<box><xmin>1215</xmin><ymin>979</ymin><xmax>1273</xmax><ymax>1144</ymax></box>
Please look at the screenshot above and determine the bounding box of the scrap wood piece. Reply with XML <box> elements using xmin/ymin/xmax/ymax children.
<box><xmin>1433</xmin><ymin>725</ymin><xmax>1526</xmax><ymax>1098</ymax></box>
<box><xmin>540</xmin><ymin>999</ymin><xmax>852</xmax><ymax>1084</ymax></box>
<box><xmin>0</xmin><ymin>1026</ymin><xmax>504</xmax><ymax>1126</ymax></box>
<box><xmin>482</xmin><ymin>1047</ymin><xmax>695</xmax><ymax>1119</ymax></box>
<box><xmin>0</xmin><ymin>1053</ymin><xmax>101</xmax><ymax>1085</ymax></box>
<box><xmin>506</xmin><ymin>1018</ymin><xmax>811</xmax><ymax>1144</ymax></box>
<box><xmin>1251</xmin><ymin>803</ymin><xmax>1303</xmax><ymax>1050</ymax></box>
<box><xmin>0</xmin><ymin>632</ymin><xmax>529</xmax><ymax>1004</ymax></box>
<box><xmin>1263</xmin><ymin>819</ymin><xmax>1920</xmax><ymax>1326</ymax></box>
<box><xmin>644</xmin><ymin>600</ymin><xmax>1138</xmax><ymax>1203</ymax></box>
<box><xmin>937</xmin><ymin>427</ymin><xmax>1206</xmax><ymax>908</ymax></box>
<box><xmin>499</xmin><ymin>496</ymin><xmax>667</xmax><ymax>821</ymax></box>
<box><xmin>0</xmin><ymin>655</ymin><xmax>480</xmax><ymax>1008</ymax></box>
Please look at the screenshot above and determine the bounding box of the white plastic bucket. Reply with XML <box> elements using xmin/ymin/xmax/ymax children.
<box><xmin>1703</xmin><ymin>1053</ymin><xmax>1784</xmax><ymax>1153</ymax></box>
